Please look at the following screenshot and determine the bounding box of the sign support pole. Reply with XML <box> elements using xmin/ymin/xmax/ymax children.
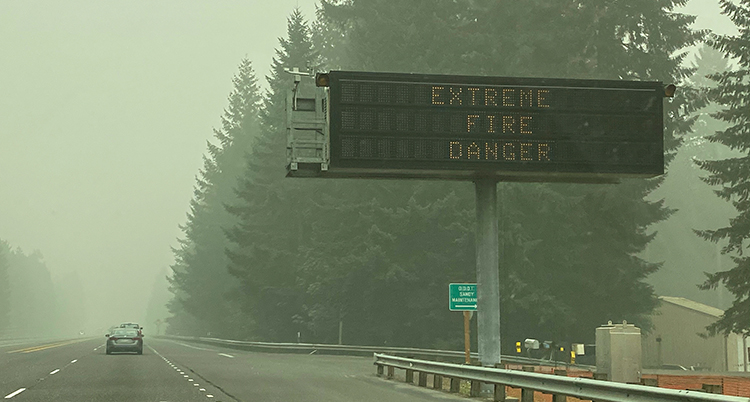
<box><xmin>464</xmin><ymin>311</ymin><xmax>471</xmax><ymax>364</ymax></box>
<box><xmin>475</xmin><ymin>179</ymin><xmax>501</xmax><ymax>367</ymax></box>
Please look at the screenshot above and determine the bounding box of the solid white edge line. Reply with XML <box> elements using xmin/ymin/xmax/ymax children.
<box><xmin>4</xmin><ymin>388</ymin><xmax>26</xmax><ymax>399</ymax></box>
<box><xmin>218</xmin><ymin>353</ymin><xmax>234</xmax><ymax>358</ymax></box>
<box><xmin>169</xmin><ymin>340</ymin><xmax>215</xmax><ymax>352</ymax></box>
<box><xmin>50</xmin><ymin>369</ymin><xmax>60</xmax><ymax>375</ymax></box>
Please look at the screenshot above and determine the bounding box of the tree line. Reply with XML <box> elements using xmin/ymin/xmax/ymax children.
<box><xmin>165</xmin><ymin>0</ymin><xmax>750</xmax><ymax>350</ymax></box>
<box><xmin>0</xmin><ymin>240</ymin><xmax>85</xmax><ymax>338</ymax></box>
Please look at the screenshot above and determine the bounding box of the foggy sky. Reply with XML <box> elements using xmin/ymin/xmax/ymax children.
<box><xmin>0</xmin><ymin>1</ymin><xmax>736</xmax><ymax>332</ymax></box>
<box><xmin>0</xmin><ymin>0</ymin><xmax>318</xmax><ymax>331</ymax></box>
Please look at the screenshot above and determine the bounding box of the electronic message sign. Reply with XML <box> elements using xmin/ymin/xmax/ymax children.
<box><xmin>318</xmin><ymin>71</ymin><xmax>665</xmax><ymax>181</ymax></box>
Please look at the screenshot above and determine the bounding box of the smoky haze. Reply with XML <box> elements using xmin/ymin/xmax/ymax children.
<box><xmin>0</xmin><ymin>0</ymin><xmax>317</xmax><ymax>336</ymax></box>
<box><xmin>0</xmin><ymin>0</ymin><xmax>737</xmax><ymax>338</ymax></box>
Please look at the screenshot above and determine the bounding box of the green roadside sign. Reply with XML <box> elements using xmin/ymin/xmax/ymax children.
<box><xmin>449</xmin><ymin>283</ymin><xmax>477</xmax><ymax>311</ymax></box>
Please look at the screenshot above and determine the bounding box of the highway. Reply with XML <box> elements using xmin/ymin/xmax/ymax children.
<box><xmin>0</xmin><ymin>337</ymin><xmax>464</xmax><ymax>402</ymax></box>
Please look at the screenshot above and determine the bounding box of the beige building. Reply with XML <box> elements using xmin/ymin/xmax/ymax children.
<box><xmin>642</xmin><ymin>296</ymin><xmax>748</xmax><ymax>372</ymax></box>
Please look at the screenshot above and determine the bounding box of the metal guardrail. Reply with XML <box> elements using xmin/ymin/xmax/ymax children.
<box><xmin>159</xmin><ymin>334</ymin><xmax>594</xmax><ymax>370</ymax></box>
<box><xmin>373</xmin><ymin>354</ymin><xmax>749</xmax><ymax>402</ymax></box>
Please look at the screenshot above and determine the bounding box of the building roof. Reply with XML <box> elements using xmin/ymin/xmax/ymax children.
<box><xmin>659</xmin><ymin>296</ymin><xmax>724</xmax><ymax>318</ymax></box>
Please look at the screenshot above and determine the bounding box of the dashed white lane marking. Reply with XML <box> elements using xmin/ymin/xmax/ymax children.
<box><xmin>150</xmin><ymin>344</ymin><xmax>225</xmax><ymax>400</ymax></box>
<box><xmin>49</xmin><ymin>369</ymin><xmax>60</xmax><ymax>375</ymax></box>
<box><xmin>4</xmin><ymin>388</ymin><xmax>26</xmax><ymax>399</ymax></box>
<box><xmin>70</xmin><ymin>359</ymin><xmax>77</xmax><ymax>363</ymax></box>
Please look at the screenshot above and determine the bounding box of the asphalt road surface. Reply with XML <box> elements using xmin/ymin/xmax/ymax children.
<box><xmin>0</xmin><ymin>337</ymin><xmax>466</xmax><ymax>402</ymax></box>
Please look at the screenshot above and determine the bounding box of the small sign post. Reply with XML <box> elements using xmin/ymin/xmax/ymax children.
<box><xmin>463</xmin><ymin>311</ymin><xmax>471</xmax><ymax>364</ymax></box>
<box><xmin>450</xmin><ymin>283</ymin><xmax>477</xmax><ymax>363</ymax></box>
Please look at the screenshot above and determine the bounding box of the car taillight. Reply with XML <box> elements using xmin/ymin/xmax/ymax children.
<box><xmin>133</xmin><ymin>337</ymin><xmax>142</xmax><ymax>341</ymax></box>
<box><xmin>109</xmin><ymin>337</ymin><xmax>118</xmax><ymax>341</ymax></box>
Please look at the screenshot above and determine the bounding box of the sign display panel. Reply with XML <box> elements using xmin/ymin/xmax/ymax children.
<box><xmin>325</xmin><ymin>71</ymin><xmax>665</xmax><ymax>181</ymax></box>
<box><xmin>449</xmin><ymin>283</ymin><xmax>477</xmax><ymax>311</ymax></box>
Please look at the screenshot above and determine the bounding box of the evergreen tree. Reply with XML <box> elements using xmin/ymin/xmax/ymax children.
<box><xmin>167</xmin><ymin>58</ymin><xmax>262</xmax><ymax>338</ymax></box>
<box><xmin>646</xmin><ymin>44</ymin><xmax>735</xmax><ymax>308</ymax></box>
<box><xmin>2</xmin><ymin>244</ymin><xmax>58</xmax><ymax>337</ymax></box>
<box><xmin>226</xmin><ymin>7</ymin><xmax>475</xmax><ymax>346</ymax></box>
<box><xmin>225</xmin><ymin>9</ymin><xmax>322</xmax><ymax>341</ymax></box>
<box><xmin>145</xmin><ymin>267</ymin><xmax>171</xmax><ymax>335</ymax></box>
<box><xmin>315</xmin><ymin>0</ymin><xmax>701</xmax><ymax>345</ymax></box>
<box><xmin>696</xmin><ymin>0</ymin><xmax>750</xmax><ymax>335</ymax></box>
<box><xmin>298</xmin><ymin>188</ymin><xmax>475</xmax><ymax>347</ymax></box>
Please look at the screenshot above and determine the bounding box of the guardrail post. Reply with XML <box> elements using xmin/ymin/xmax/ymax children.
<box><xmin>521</xmin><ymin>366</ymin><xmax>535</xmax><ymax>402</ymax></box>
<box><xmin>494</xmin><ymin>363</ymin><xmax>506</xmax><ymax>402</ymax></box>
<box><xmin>387</xmin><ymin>366</ymin><xmax>394</xmax><ymax>379</ymax></box>
<box><xmin>418</xmin><ymin>372</ymin><xmax>428</xmax><ymax>387</ymax></box>
<box><xmin>470</xmin><ymin>380</ymin><xmax>482</xmax><ymax>397</ymax></box>
<box><xmin>553</xmin><ymin>369</ymin><xmax>567</xmax><ymax>402</ymax></box>
<box><xmin>376</xmin><ymin>364</ymin><xmax>384</xmax><ymax>377</ymax></box>
<box><xmin>494</xmin><ymin>383</ymin><xmax>506</xmax><ymax>401</ymax></box>
<box><xmin>406</xmin><ymin>368</ymin><xmax>414</xmax><ymax>384</ymax></box>
<box><xmin>450</xmin><ymin>377</ymin><xmax>460</xmax><ymax>393</ymax></box>
<box><xmin>433</xmin><ymin>374</ymin><xmax>443</xmax><ymax>390</ymax></box>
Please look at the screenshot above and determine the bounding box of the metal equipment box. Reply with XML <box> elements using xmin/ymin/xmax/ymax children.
<box><xmin>596</xmin><ymin>321</ymin><xmax>642</xmax><ymax>383</ymax></box>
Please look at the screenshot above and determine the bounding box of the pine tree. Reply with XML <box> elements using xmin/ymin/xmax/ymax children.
<box><xmin>225</xmin><ymin>9</ymin><xmax>322</xmax><ymax>341</ymax></box>
<box><xmin>296</xmin><ymin>187</ymin><xmax>476</xmax><ymax>347</ymax></box>
<box><xmin>145</xmin><ymin>267</ymin><xmax>171</xmax><ymax>334</ymax></box>
<box><xmin>645</xmin><ymin>45</ymin><xmax>735</xmax><ymax>308</ymax></box>
<box><xmin>2</xmin><ymin>245</ymin><xmax>58</xmax><ymax>337</ymax></box>
<box><xmin>167</xmin><ymin>58</ymin><xmax>262</xmax><ymax>338</ymax></box>
<box><xmin>696</xmin><ymin>0</ymin><xmax>750</xmax><ymax>335</ymax></box>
